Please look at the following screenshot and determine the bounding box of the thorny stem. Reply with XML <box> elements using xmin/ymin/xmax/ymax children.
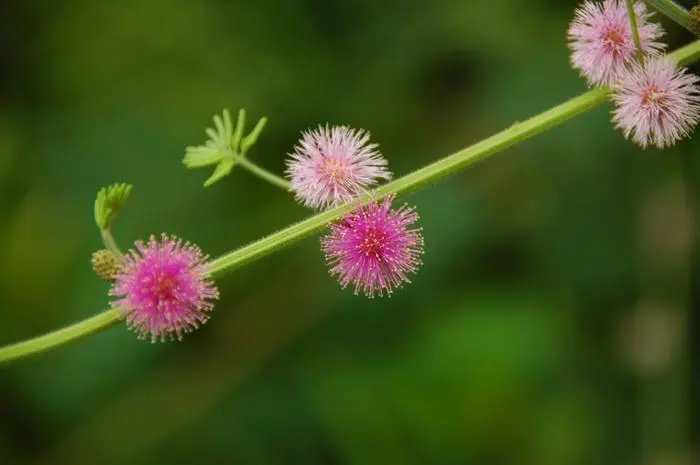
<box><xmin>626</xmin><ymin>0</ymin><xmax>644</xmax><ymax>61</ymax></box>
<box><xmin>2</xmin><ymin>40</ymin><xmax>700</xmax><ymax>364</ymax></box>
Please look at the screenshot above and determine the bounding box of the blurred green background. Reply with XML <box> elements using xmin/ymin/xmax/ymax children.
<box><xmin>1</xmin><ymin>0</ymin><xmax>698</xmax><ymax>464</ymax></box>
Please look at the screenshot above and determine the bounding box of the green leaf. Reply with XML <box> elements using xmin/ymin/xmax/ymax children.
<box><xmin>183</xmin><ymin>146</ymin><xmax>226</xmax><ymax>168</ymax></box>
<box><xmin>183</xmin><ymin>108</ymin><xmax>268</xmax><ymax>187</ymax></box>
<box><xmin>232</xmin><ymin>109</ymin><xmax>246</xmax><ymax>149</ymax></box>
<box><xmin>240</xmin><ymin>117</ymin><xmax>267</xmax><ymax>154</ymax></box>
<box><xmin>203</xmin><ymin>158</ymin><xmax>236</xmax><ymax>188</ymax></box>
<box><xmin>94</xmin><ymin>182</ymin><xmax>133</xmax><ymax>230</ymax></box>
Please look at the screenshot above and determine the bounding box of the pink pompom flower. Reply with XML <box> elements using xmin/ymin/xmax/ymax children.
<box><xmin>568</xmin><ymin>0</ymin><xmax>665</xmax><ymax>87</ymax></box>
<box><xmin>611</xmin><ymin>57</ymin><xmax>700</xmax><ymax>148</ymax></box>
<box><xmin>286</xmin><ymin>125</ymin><xmax>392</xmax><ymax>210</ymax></box>
<box><xmin>110</xmin><ymin>234</ymin><xmax>219</xmax><ymax>342</ymax></box>
<box><xmin>321</xmin><ymin>195</ymin><xmax>424</xmax><ymax>298</ymax></box>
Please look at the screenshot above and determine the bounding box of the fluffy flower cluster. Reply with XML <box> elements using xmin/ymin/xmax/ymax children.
<box><xmin>97</xmin><ymin>0</ymin><xmax>700</xmax><ymax>346</ymax></box>
<box><xmin>112</xmin><ymin>124</ymin><xmax>422</xmax><ymax>343</ymax></box>
<box><xmin>568</xmin><ymin>0</ymin><xmax>700</xmax><ymax>148</ymax></box>
<box><xmin>612</xmin><ymin>58</ymin><xmax>700</xmax><ymax>148</ymax></box>
<box><xmin>568</xmin><ymin>0</ymin><xmax>664</xmax><ymax>87</ymax></box>
<box><xmin>286</xmin><ymin>125</ymin><xmax>392</xmax><ymax>209</ymax></box>
<box><xmin>321</xmin><ymin>196</ymin><xmax>424</xmax><ymax>298</ymax></box>
<box><xmin>110</xmin><ymin>234</ymin><xmax>219</xmax><ymax>342</ymax></box>
<box><xmin>286</xmin><ymin>124</ymin><xmax>425</xmax><ymax>297</ymax></box>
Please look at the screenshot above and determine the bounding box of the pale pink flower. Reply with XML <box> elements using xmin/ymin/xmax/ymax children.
<box><xmin>612</xmin><ymin>58</ymin><xmax>700</xmax><ymax>148</ymax></box>
<box><xmin>286</xmin><ymin>125</ymin><xmax>392</xmax><ymax>209</ymax></box>
<box><xmin>321</xmin><ymin>195</ymin><xmax>424</xmax><ymax>298</ymax></box>
<box><xmin>110</xmin><ymin>234</ymin><xmax>219</xmax><ymax>342</ymax></box>
<box><xmin>568</xmin><ymin>0</ymin><xmax>665</xmax><ymax>87</ymax></box>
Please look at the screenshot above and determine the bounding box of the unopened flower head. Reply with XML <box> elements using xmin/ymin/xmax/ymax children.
<box><xmin>286</xmin><ymin>125</ymin><xmax>392</xmax><ymax>209</ymax></box>
<box><xmin>321</xmin><ymin>195</ymin><xmax>424</xmax><ymax>298</ymax></box>
<box><xmin>91</xmin><ymin>249</ymin><xmax>122</xmax><ymax>281</ymax></box>
<box><xmin>612</xmin><ymin>58</ymin><xmax>700</xmax><ymax>148</ymax></box>
<box><xmin>568</xmin><ymin>0</ymin><xmax>664</xmax><ymax>87</ymax></box>
<box><xmin>109</xmin><ymin>234</ymin><xmax>219</xmax><ymax>342</ymax></box>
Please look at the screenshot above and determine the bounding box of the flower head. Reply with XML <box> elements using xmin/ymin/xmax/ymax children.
<box><xmin>612</xmin><ymin>58</ymin><xmax>700</xmax><ymax>148</ymax></box>
<box><xmin>568</xmin><ymin>0</ymin><xmax>665</xmax><ymax>87</ymax></box>
<box><xmin>91</xmin><ymin>249</ymin><xmax>121</xmax><ymax>281</ymax></box>
<box><xmin>110</xmin><ymin>234</ymin><xmax>219</xmax><ymax>342</ymax></box>
<box><xmin>321</xmin><ymin>195</ymin><xmax>424</xmax><ymax>298</ymax></box>
<box><xmin>286</xmin><ymin>125</ymin><xmax>392</xmax><ymax>209</ymax></box>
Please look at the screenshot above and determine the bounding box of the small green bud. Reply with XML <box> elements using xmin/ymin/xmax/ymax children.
<box><xmin>94</xmin><ymin>183</ymin><xmax>133</xmax><ymax>230</ymax></box>
<box><xmin>690</xmin><ymin>6</ymin><xmax>700</xmax><ymax>36</ymax></box>
<box><xmin>91</xmin><ymin>249</ymin><xmax>122</xmax><ymax>281</ymax></box>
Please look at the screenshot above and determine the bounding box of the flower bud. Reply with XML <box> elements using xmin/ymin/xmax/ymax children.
<box><xmin>91</xmin><ymin>249</ymin><xmax>121</xmax><ymax>281</ymax></box>
<box><xmin>690</xmin><ymin>6</ymin><xmax>700</xmax><ymax>37</ymax></box>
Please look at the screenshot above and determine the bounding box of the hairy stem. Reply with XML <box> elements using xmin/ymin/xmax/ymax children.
<box><xmin>235</xmin><ymin>156</ymin><xmax>290</xmax><ymax>190</ymax></box>
<box><xmin>207</xmin><ymin>88</ymin><xmax>611</xmax><ymax>275</ymax></box>
<box><xmin>2</xmin><ymin>40</ymin><xmax>700</xmax><ymax>364</ymax></box>
<box><xmin>0</xmin><ymin>308</ymin><xmax>122</xmax><ymax>363</ymax></box>
<box><xmin>626</xmin><ymin>0</ymin><xmax>644</xmax><ymax>60</ymax></box>
<box><xmin>222</xmin><ymin>147</ymin><xmax>290</xmax><ymax>190</ymax></box>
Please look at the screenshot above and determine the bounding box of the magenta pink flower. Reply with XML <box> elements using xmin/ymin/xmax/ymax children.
<box><xmin>110</xmin><ymin>234</ymin><xmax>219</xmax><ymax>342</ymax></box>
<box><xmin>612</xmin><ymin>58</ymin><xmax>700</xmax><ymax>148</ymax></box>
<box><xmin>286</xmin><ymin>125</ymin><xmax>392</xmax><ymax>209</ymax></box>
<box><xmin>321</xmin><ymin>195</ymin><xmax>424</xmax><ymax>298</ymax></box>
<box><xmin>568</xmin><ymin>0</ymin><xmax>664</xmax><ymax>87</ymax></box>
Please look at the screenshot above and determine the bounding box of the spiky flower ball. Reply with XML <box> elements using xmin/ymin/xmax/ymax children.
<box><xmin>321</xmin><ymin>195</ymin><xmax>424</xmax><ymax>298</ymax></box>
<box><xmin>286</xmin><ymin>125</ymin><xmax>392</xmax><ymax>209</ymax></box>
<box><xmin>109</xmin><ymin>234</ymin><xmax>219</xmax><ymax>342</ymax></box>
<box><xmin>612</xmin><ymin>58</ymin><xmax>700</xmax><ymax>148</ymax></box>
<box><xmin>91</xmin><ymin>249</ymin><xmax>122</xmax><ymax>281</ymax></box>
<box><xmin>568</xmin><ymin>0</ymin><xmax>664</xmax><ymax>87</ymax></box>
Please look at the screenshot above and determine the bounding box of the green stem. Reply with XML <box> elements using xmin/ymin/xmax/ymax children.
<box><xmin>0</xmin><ymin>308</ymin><xmax>122</xmax><ymax>363</ymax></box>
<box><xmin>223</xmin><ymin>147</ymin><xmax>290</xmax><ymax>190</ymax></box>
<box><xmin>207</xmin><ymin>87</ymin><xmax>611</xmax><ymax>275</ymax></box>
<box><xmin>643</xmin><ymin>0</ymin><xmax>692</xmax><ymax>33</ymax></box>
<box><xmin>2</xmin><ymin>40</ymin><xmax>700</xmax><ymax>364</ymax></box>
<box><xmin>235</xmin><ymin>156</ymin><xmax>290</xmax><ymax>190</ymax></box>
<box><xmin>626</xmin><ymin>0</ymin><xmax>644</xmax><ymax>60</ymax></box>
<box><xmin>101</xmin><ymin>229</ymin><xmax>123</xmax><ymax>256</ymax></box>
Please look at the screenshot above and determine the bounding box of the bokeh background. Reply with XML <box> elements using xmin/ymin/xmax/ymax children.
<box><xmin>1</xmin><ymin>0</ymin><xmax>699</xmax><ymax>464</ymax></box>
